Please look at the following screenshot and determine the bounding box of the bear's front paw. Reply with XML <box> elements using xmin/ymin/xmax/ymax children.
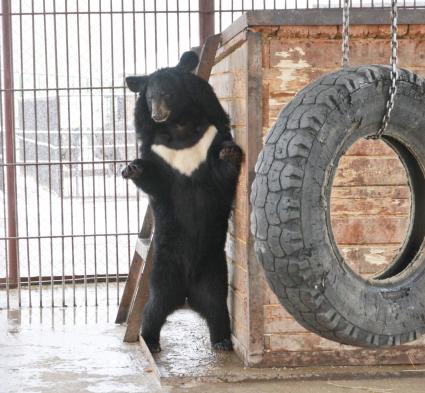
<box><xmin>122</xmin><ymin>159</ymin><xmax>143</xmax><ymax>180</ymax></box>
<box><xmin>219</xmin><ymin>143</ymin><xmax>242</xmax><ymax>166</ymax></box>
<box><xmin>212</xmin><ymin>338</ymin><xmax>233</xmax><ymax>351</ymax></box>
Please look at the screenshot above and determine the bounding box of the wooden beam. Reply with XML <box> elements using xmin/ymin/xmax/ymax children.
<box><xmin>124</xmin><ymin>239</ymin><xmax>154</xmax><ymax>342</ymax></box>
<box><xmin>115</xmin><ymin>241</ymin><xmax>147</xmax><ymax>324</ymax></box>
<box><xmin>139</xmin><ymin>204</ymin><xmax>154</xmax><ymax>238</ymax></box>
<box><xmin>116</xmin><ymin>206</ymin><xmax>153</xmax><ymax>326</ymax></box>
<box><xmin>219</xmin><ymin>8</ymin><xmax>425</xmax><ymax>46</ymax></box>
<box><xmin>196</xmin><ymin>34</ymin><xmax>221</xmax><ymax>81</ymax></box>
<box><xmin>245</xmin><ymin>31</ymin><xmax>265</xmax><ymax>366</ymax></box>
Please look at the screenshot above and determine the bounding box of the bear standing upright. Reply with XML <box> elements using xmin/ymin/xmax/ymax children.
<box><xmin>122</xmin><ymin>51</ymin><xmax>242</xmax><ymax>353</ymax></box>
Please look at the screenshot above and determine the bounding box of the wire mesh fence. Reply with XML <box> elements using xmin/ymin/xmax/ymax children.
<box><xmin>1</xmin><ymin>0</ymin><xmax>425</xmax><ymax>309</ymax></box>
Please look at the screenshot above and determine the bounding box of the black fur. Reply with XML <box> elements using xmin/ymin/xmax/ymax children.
<box><xmin>123</xmin><ymin>51</ymin><xmax>242</xmax><ymax>353</ymax></box>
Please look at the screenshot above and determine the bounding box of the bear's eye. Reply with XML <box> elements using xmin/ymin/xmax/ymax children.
<box><xmin>162</xmin><ymin>93</ymin><xmax>172</xmax><ymax>99</ymax></box>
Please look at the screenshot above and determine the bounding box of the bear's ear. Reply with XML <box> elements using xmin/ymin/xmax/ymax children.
<box><xmin>125</xmin><ymin>75</ymin><xmax>149</xmax><ymax>93</ymax></box>
<box><xmin>176</xmin><ymin>51</ymin><xmax>199</xmax><ymax>73</ymax></box>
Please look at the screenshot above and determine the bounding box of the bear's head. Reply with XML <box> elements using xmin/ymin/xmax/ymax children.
<box><xmin>126</xmin><ymin>51</ymin><xmax>199</xmax><ymax>124</ymax></box>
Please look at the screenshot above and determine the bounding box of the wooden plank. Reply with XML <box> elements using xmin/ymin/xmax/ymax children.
<box><xmin>139</xmin><ymin>204</ymin><xmax>154</xmax><ymax>238</ymax></box>
<box><xmin>259</xmin><ymin>344</ymin><xmax>425</xmax><ymax>368</ymax></box>
<box><xmin>338</xmin><ymin>245</ymin><xmax>401</xmax><ymax>276</ymax></box>
<box><xmin>330</xmin><ymin>196</ymin><xmax>410</xmax><ymax>216</ymax></box>
<box><xmin>214</xmin><ymin>31</ymin><xmax>247</xmax><ymax>66</ymax></box>
<box><xmin>245</xmin><ymin>31</ymin><xmax>265</xmax><ymax>366</ymax></box>
<box><xmin>116</xmin><ymin>204</ymin><xmax>153</xmax><ymax>325</ymax></box>
<box><xmin>333</xmin><ymin>157</ymin><xmax>408</xmax><ymax>187</ymax></box>
<box><xmin>332</xmin><ymin>216</ymin><xmax>410</xmax><ymax>245</ymax></box>
<box><xmin>208</xmin><ymin>71</ymin><xmax>246</xmax><ymax>100</ymax></box>
<box><xmin>344</xmin><ymin>138</ymin><xmax>396</xmax><ymax>156</ymax></box>
<box><xmin>139</xmin><ymin>332</ymin><xmax>162</xmax><ymax>381</ymax></box>
<box><xmin>245</xmin><ymin>9</ymin><xmax>425</xmax><ymax>26</ymax></box>
<box><xmin>115</xmin><ymin>245</ymin><xmax>145</xmax><ymax>324</ymax></box>
<box><xmin>219</xmin><ymin>9</ymin><xmax>425</xmax><ymax>46</ymax></box>
<box><xmin>228</xmin><ymin>260</ymin><xmax>248</xmax><ymax>295</ymax></box>
<box><xmin>220</xmin><ymin>13</ymin><xmax>248</xmax><ymax>47</ymax></box>
<box><xmin>212</xmin><ymin>37</ymin><xmax>247</xmax><ymax>74</ymax></box>
<box><xmin>124</xmin><ymin>239</ymin><xmax>154</xmax><ymax>342</ymax></box>
<box><xmin>196</xmin><ymin>33</ymin><xmax>222</xmax><ymax>81</ymax></box>
<box><xmin>263</xmin><ymin>304</ymin><xmax>305</xmax><ymax>335</ymax></box>
<box><xmin>331</xmin><ymin>185</ymin><xmax>410</xmax><ymax>200</ymax></box>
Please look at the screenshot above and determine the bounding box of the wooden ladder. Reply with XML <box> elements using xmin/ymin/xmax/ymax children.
<box><xmin>115</xmin><ymin>34</ymin><xmax>222</xmax><ymax>344</ymax></box>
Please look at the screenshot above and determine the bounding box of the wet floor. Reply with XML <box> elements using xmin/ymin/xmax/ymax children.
<box><xmin>156</xmin><ymin>305</ymin><xmax>242</xmax><ymax>380</ymax></box>
<box><xmin>1</xmin><ymin>303</ymin><xmax>425</xmax><ymax>393</ymax></box>
<box><xmin>0</xmin><ymin>306</ymin><xmax>160</xmax><ymax>393</ymax></box>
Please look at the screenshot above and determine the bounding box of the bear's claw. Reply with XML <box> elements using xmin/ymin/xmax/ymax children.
<box><xmin>122</xmin><ymin>160</ymin><xmax>143</xmax><ymax>179</ymax></box>
<box><xmin>219</xmin><ymin>143</ymin><xmax>242</xmax><ymax>166</ymax></box>
<box><xmin>212</xmin><ymin>338</ymin><xmax>233</xmax><ymax>351</ymax></box>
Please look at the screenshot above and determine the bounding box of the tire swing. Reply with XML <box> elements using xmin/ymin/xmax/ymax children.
<box><xmin>251</xmin><ymin>1</ymin><xmax>425</xmax><ymax>347</ymax></box>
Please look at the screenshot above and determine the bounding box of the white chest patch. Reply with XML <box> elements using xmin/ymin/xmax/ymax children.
<box><xmin>151</xmin><ymin>126</ymin><xmax>217</xmax><ymax>176</ymax></box>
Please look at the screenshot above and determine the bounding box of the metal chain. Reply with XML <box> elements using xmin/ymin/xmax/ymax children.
<box><xmin>342</xmin><ymin>0</ymin><xmax>350</xmax><ymax>68</ymax></box>
<box><xmin>342</xmin><ymin>0</ymin><xmax>399</xmax><ymax>138</ymax></box>
<box><xmin>369</xmin><ymin>0</ymin><xmax>399</xmax><ymax>139</ymax></box>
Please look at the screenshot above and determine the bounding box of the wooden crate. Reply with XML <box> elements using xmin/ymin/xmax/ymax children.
<box><xmin>209</xmin><ymin>8</ymin><xmax>425</xmax><ymax>367</ymax></box>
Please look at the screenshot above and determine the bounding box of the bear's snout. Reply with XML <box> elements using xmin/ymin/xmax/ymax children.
<box><xmin>152</xmin><ymin>112</ymin><xmax>169</xmax><ymax>123</ymax></box>
<box><xmin>151</xmin><ymin>101</ymin><xmax>170</xmax><ymax>123</ymax></box>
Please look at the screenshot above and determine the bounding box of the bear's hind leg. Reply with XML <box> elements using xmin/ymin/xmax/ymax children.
<box><xmin>188</xmin><ymin>264</ymin><xmax>232</xmax><ymax>351</ymax></box>
<box><xmin>141</xmin><ymin>264</ymin><xmax>186</xmax><ymax>353</ymax></box>
<box><xmin>141</xmin><ymin>298</ymin><xmax>175</xmax><ymax>352</ymax></box>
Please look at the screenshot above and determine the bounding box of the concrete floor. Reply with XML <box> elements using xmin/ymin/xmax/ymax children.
<box><xmin>2</xmin><ymin>303</ymin><xmax>425</xmax><ymax>393</ymax></box>
<box><xmin>0</xmin><ymin>306</ymin><xmax>159</xmax><ymax>393</ymax></box>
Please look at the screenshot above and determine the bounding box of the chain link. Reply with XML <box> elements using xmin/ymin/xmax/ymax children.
<box><xmin>342</xmin><ymin>0</ymin><xmax>350</xmax><ymax>68</ymax></box>
<box><xmin>368</xmin><ymin>0</ymin><xmax>399</xmax><ymax>139</ymax></box>
<box><xmin>342</xmin><ymin>0</ymin><xmax>399</xmax><ymax>139</ymax></box>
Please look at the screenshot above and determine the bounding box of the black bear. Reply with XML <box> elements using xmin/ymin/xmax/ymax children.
<box><xmin>122</xmin><ymin>51</ymin><xmax>242</xmax><ymax>353</ymax></box>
